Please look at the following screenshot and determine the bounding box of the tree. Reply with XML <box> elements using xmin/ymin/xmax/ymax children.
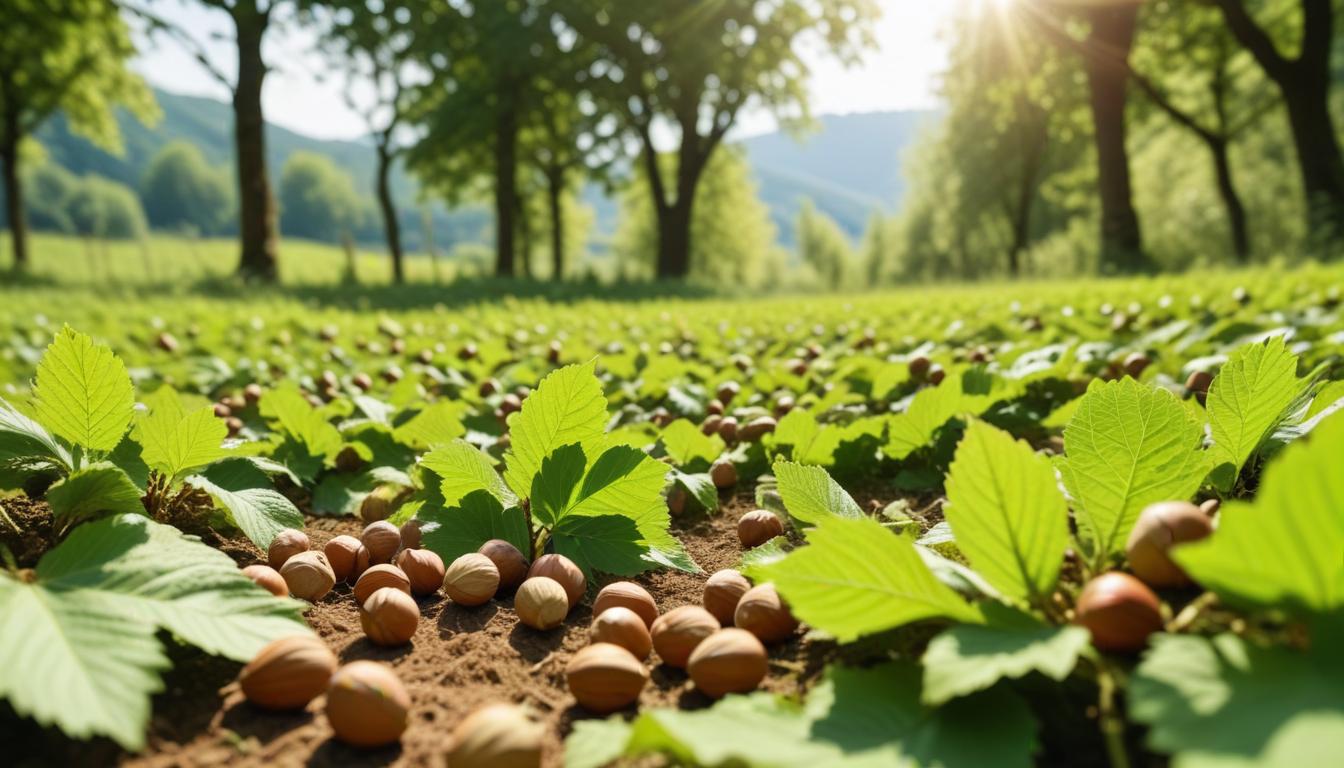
<box><xmin>140</xmin><ymin>141</ymin><xmax>234</xmax><ymax>234</ymax></box>
<box><xmin>860</xmin><ymin>212</ymin><xmax>894</xmax><ymax>286</ymax></box>
<box><xmin>68</xmin><ymin>175</ymin><xmax>149</xmax><ymax>240</ymax></box>
<box><xmin>560</xmin><ymin>0</ymin><xmax>877</xmax><ymax>279</ymax></box>
<box><xmin>278</xmin><ymin>152</ymin><xmax>362</xmax><ymax>243</ymax></box>
<box><xmin>796</xmin><ymin>200</ymin><xmax>852</xmax><ymax>290</ymax></box>
<box><xmin>0</xmin><ymin>0</ymin><xmax>155</xmax><ymax>270</ymax></box>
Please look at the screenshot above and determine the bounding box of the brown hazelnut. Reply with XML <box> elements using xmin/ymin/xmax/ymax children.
<box><xmin>592</xmin><ymin>581</ymin><xmax>658</xmax><ymax>628</ymax></box>
<box><xmin>738</xmin><ymin>510</ymin><xmax>784</xmax><ymax>548</ymax></box>
<box><xmin>590</xmin><ymin>606</ymin><xmax>653</xmax><ymax>659</ymax></box>
<box><xmin>701</xmin><ymin>414</ymin><xmax>723</xmax><ymax>436</ymax></box>
<box><xmin>361</xmin><ymin>520</ymin><xmax>401</xmax><ymax>564</ymax></box>
<box><xmin>514</xmin><ymin>576</ymin><xmax>570</xmax><ymax>630</ymax></box>
<box><xmin>1075</xmin><ymin>572</ymin><xmax>1164</xmax><ymax>654</ymax></box>
<box><xmin>479</xmin><ymin>539</ymin><xmax>530</xmax><ymax>591</ymax></box>
<box><xmin>360</xmin><ymin>485</ymin><xmax>404</xmax><ymax>523</ymax></box>
<box><xmin>446</xmin><ymin>703</ymin><xmax>544</xmax><ymax>768</ymax></box>
<box><xmin>703</xmin><ymin>569</ymin><xmax>751</xmax><ymax>626</ymax></box>
<box><xmin>242</xmin><ymin>564</ymin><xmax>288</xmax><ymax>597</ymax></box>
<box><xmin>734</xmin><ymin>583</ymin><xmax>798</xmax><ymax>645</ymax></box>
<box><xmin>718</xmin><ymin>417</ymin><xmax>739</xmax><ymax>443</ymax></box>
<box><xmin>280</xmin><ymin>551</ymin><xmax>335</xmax><ymax>602</ymax></box>
<box><xmin>399</xmin><ymin>519</ymin><xmax>423</xmax><ymax>550</ymax></box>
<box><xmin>738</xmin><ymin>416</ymin><xmax>777</xmax><ymax>443</ymax></box>
<box><xmin>565</xmin><ymin>643</ymin><xmax>648</xmax><ymax>714</ymax></box>
<box><xmin>909</xmin><ymin>355</ymin><xmax>931</xmax><ymax>378</ymax></box>
<box><xmin>326</xmin><ymin>661</ymin><xmax>410</xmax><ymax>748</ymax></box>
<box><xmin>527</xmin><ymin>554</ymin><xmax>585</xmax><ymax>608</ymax></box>
<box><xmin>717</xmin><ymin>381</ymin><xmax>740</xmax><ymax>404</ymax></box>
<box><xmin>267</xmin><ymin>528</ymin><xmax>309</xmax><ymax>570</ymax></box>
<box><xmin>651</xmin><ymin>605</ymin><xmax>720</xmax><ymax>668</ymax></box>
<box><xmin>360</xmin><ymin>587</ymin><xmax>420</xmax><ymax>646</ymax></box>
<box><xmin>396</xmin><ymin>547</ymin><xmax>447</xmax><ymax>596</ymax></box>
<box><xmin>1186</xmin><ymin>370</ymin><xmax>1214</xmax><ymax>404</ymax></box>
<box><xmin>710</xmin><ymin>459</ymin><xmax>737</xmax><ymax>489</ymax></box>
<box><xmin>444</xmin><ymin>553</ymin><xmax>500</xmax><ymax>606</ymax></box>
<box><xmin>1125</xmin><ymin>501</ymin><xmax>1215</xmax><ymax>588</ymax></box>
<box><xmin>239</xmin><ymin>634</ymin><xmax>337</xmax><ymax>710</ymax></box>
<box><xmin>687</xmin><ymin>628</ymin><xmax>768</xmax><ymax>698</ymax></box>
<box><xmin>354</xmin><ymin>564</ymin><xmax>412</xmax><ymax>606</ymax></box>
<box><xmin>324</xmin><ymin>535</ymin><xmax>363</xmax><ymax>583</ymax></box>
<box><xmin>1123</xmin><ymin>352</ymin><xmax>1151</xmax><ymax>378</ymax></box>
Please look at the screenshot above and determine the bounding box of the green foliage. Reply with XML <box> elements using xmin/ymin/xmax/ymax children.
<box><xmin>1206</xmin><ymin>336</ymin><xmax>1301</xmax><ymax>489</ymax></box>
<box><xmin>34</xmin><ymin>326</ymin><xmax>135</xmax><ymax>455</ymax></box>
<box><xmin>65</xmin><ymin>175</ymin><xmax>149</xmax><ymax>240</ymax></box>
<box><xmin>136</xmin><ymin>403</ymin><xmax>230</xmax><ymax>482</ymax></box>
<box><xmin>502</xmin><ymin>360</ymin><xmax>608</xmax><ymax>500</ymax></box>
<box><xmin>45</xmin><ymin>463</ymin><xmax>143</xmax><ymax>523</ymax></box>
<box><xmin>278</xmin><ymin>152</ymin><xmax>363</xmax><ymax>243</ymax></box>
<box><xmin>921</xmin><ymin>623</ymin><xmax>1091</xmax><ymax>706</ymax></box>
<box><xmin>184</xmin><ymin>458</ymin><xmax>305</xmax><ymax>550</ymax></box>
<box><xmin>771</xmin><ymin>460</ymin><xmax>863</xmax><ymax>525</ymax></box>
<box><xmin>139</xmin><ymin>141</ymin><xmax>233</xmax><ymax>235</ymax></box>
<box><xmin>795</xmin><ymin>200</ymin><xmax>854</xmax><ymax>290</ymax></box>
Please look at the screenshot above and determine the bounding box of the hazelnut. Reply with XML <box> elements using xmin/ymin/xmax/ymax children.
<box><xmin>651</xmin><ymin>605</ymin><xmax>720</xmax><ymax>668</ymax></box>
<box><xmin>593</xmin><ymin>581</ymin><xmax>658</xmax><ymax>628</ymax></box>
<box><xmin>324</xmin><ymin>535</ymin><xmax>363</xmax><ymax>583</ymax></box>
<box><xmin>707</xmin><ymin>399</ymin><xmax>725</xmax><ymax>416</ymax></box>
<box><xmin>710</xmin><ymin>459</ymin><xmax>737</xmax><ymax>489</ymax></box>
<box><xmin>354</xmin><ymin>564</ymin><xmax>412</xmax><ymax>606</ymax></box>
<box><xmin>239</xmin><ymin>634</ymin><xmax>337</xmax><ymax>710</ymax></box>
<box><xmin>1185</xmin><ymin>370</ymin><xmax>1214</xmax><ymax>404</ymax></box>
<box><xmin>527</xmin><ymin>554</ymin><xmax>585</xmax><ymax>608</ymax></box>
<box><xmin>444</xmin><ymin>553</ymin><xmax>500</xmax><ymax>606</ymax></box>
<box><xmin>242</xmin><ymin>564</ymin><xmax>288</xmax><ymax>597</ymax></box>
<box><xmin>928</xmin><ymin>364</ymin><xmax>946</xmax><ymax>385</ymax></box>
<box><xmin>280</xmin><ymin>551</ymin><xmax>336</xmax><ymax>602</ymax></box>
<box><xmin>360</xmin><ymin>587</ymin><xmax>420</xmax><ymax>646</ymax></box>
<box><xmin>352</xmin><ymin>544</ymin><xmax>372</xmax><ymax>581</ymax></box>
<box><xmin>479</xmin><ymin>538</ymin><xmax>530</xmax><ymax>591</ymax></box>
<box><xmin>399</xmin><ymin>519</ymin><xmax>423</xmax><ymax>550</ymax></box>
<box><xmin>514</xmin><ymin>577</ymin><xmax>570</xmax><ymax>630</ymax></box>
<box><xmin>1125</xmin><ymin>501</ymin><xmax>1213</xmax><ymax>588</ymax></box>
<box><xmin>1123</xmin><ymin>352</ymin><xmax>1151</xmax><ymax>378</ymax></box>
<box><xmin>734</xmin><ymin>583</ymin><xmax>798</xmax><ymax>645</ymax></box>
<box><xmin>908</xmin><ymin>355</ymin><xmax>931</xmax><ymax>378</ymax></box>
<box><xmin>243</xmin><ymin>383</ymin><xmax>262</xmax><ymax>403</ymax></box>
<box><xmin>360</xmin><ymin>487</ymin><xmax>404</xmax><ymax>524</ymax></box>
<box><xmin>718</xmin><ymin>417</ymin><xmax>739</xmax><ymax>443</ymax></box>
<box><xmin>701</xmin><ymin>414</ymin><xmax>723</xmax><ymax>436</ymax></box>
<box><xmin>565</xmin><ymin>643</ymin><xmax>648</xmax><ymax>714</ymax></box>
<box><xmin>446</xmin><ymin>703</ymin><xmax>544</xmax><ymax>768</ymax></box>
<box><xmin>703</xmin><ymin>569</ymin><xmax>751</xmax><ymax>626</ymax></box>
<box><xmin>590</xmin><ymin>606</ymin><xmax>653</xmax><ymax>659</ymax></box>
<box><xmin>738</xmin><ymin>510</ymin><xmax>784</xmax><ymax>548</ymax></box>
<box><xmin>717</xmin><ymin>381</ymin><xmax>740</xmax><ymax>404</ymax></box>
<box><xmin>396</xmin><ymin>548</ymin><xmax>447</xmax><ymax>596</ymax></box>
<box><xmin>267</xmin><ymin>528</ymin><xmax>309</xmax><ymax>570</ymax></box>
<box><xmin>1075</xmin><ymin>572</ymin><xmax>1164</xmax><ymax>654</ymax></box>
<box><xmin>687</xmin><ymin>628</ymin><xmax>768</xmax><ymax>698</ymax></box>
<box><xmin>361</xmin><ymin>520</ymin><xmax>401</xmax><ymax>564</ymax></box>
<box><xmin>738</xmin><ymin>416</ymin><xmax>777</xmax><ymax>443</ymax></box>
<box><xmin>326</xmin><ymin>661</ymin><xmax>411</xmax><ymax>748</ymax></box>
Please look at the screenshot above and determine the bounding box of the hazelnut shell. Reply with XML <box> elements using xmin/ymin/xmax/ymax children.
<box><xmin>703</xmin><ymin>569</ymin><xmax>751</xmax><ymax>626</ymax></box>
<box><xmin>242</xmin><ymin>564</ymin><xmax>288</xmax><ymax>597</ymax></box>
<box><xmin>267</xmin><ymin>528</ymin><xmax>309</xmax><ymax>570</ymax></box>
<box><xmin>651</xmin><ymin>605</ymin><xmax>720</xmax><ymax>668</ymax></box>
<box><xmin>354</xmin><ymin>564</ymin><xmax>412</xmax><ymax>606</ymax></box>
<box><xmin>565</xmin><ymin>643</ymin><xmax>648</xmax><ymax>714</ymax></box>
<box><xmin>687</xmin><ymin>628</ymin><xmax>768</xmax><ymax>698</ymax></box>
<box><xmin>1075</xmin><ymin>572</ymin><xmax>1164</xmax><ymax>654</ymax></box>
<box><xmin>444</xmin><ymin>553</ymin><xmax>501</xmax><ymax>606</ymax></box>
<box><xmin>737</xmin><ymin>510</ymin><xmax>784</xmax><ymax>549</ymax></box>
<box><xmin>239</xmin><ymin>634</ymin><xmax>337</xmax><ymax>710</ymax></box>
<box><xmin>360</xmin><ymin>587</ymin><xmax>420</xmax><ymax>646</ymax></box>
<box><xmin>592</xmin><ymin>581</ymin><xmax>658</xmax><ymax>627</ymax></box>
<box><xmin>280</xmin><ymin>551</ymin><xmax>336</xmax><ymax>602</ymax></box>
<box><xmin>527</xmin><ymin>554</ymin><xmax>585</xmax><ymax>608</ymax></box>
<box><xmin>1125</xmin><ymin>501</ymin><xmax>1214</xmax><ymax>588</ymax></box>
<box><xmin>479</xmin><ymin>538</ymin><xmax>530</xmax><ymax>591</ymax></box>
<box><xmin>361</xmin><ymin>520</ymin><xmax>401</xmax><ymax>564</ymax></box>
<box><xmin>326</xmin><ymin>661</ymin><xmax>411</xmax><ymax>748</ymax></box>
<box><xmin>590</xmin><ymin>606</ymin><xmax>653</xmax><ymax>659</ymax></box>
<box><xmin>396</xmin><ymin>548</ymin><xmax>447</xmax><ymax>596</ymax></box>
<box><xmin>514</xmin><ymin>577</ymin><xmax>570</xmax><ymax>630</ymax></box>
<box><xmin>734</xmin><ymin>583</ymin><xmax>798</xmax><ymax>645</ymax></box>
<box><xmin>446</xmin><ymin>703</ymin><xmax>544</xmax><ymax>768</ymax></box>
<box><xmin>324</xmin><ymin>535</ymin><xmax>363</xmax><ymax>583</ymax></box>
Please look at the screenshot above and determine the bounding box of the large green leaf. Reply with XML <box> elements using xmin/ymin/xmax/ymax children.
<box><xmin>751</xmin><ymin>516</ymin><xmax>982</xmax><ymax>642</ymax></box>
<box><xmin>659</xmin><ymin>418</ymin><xmax>724</xmax><ymax>468</ymax></box>
<box><xmin>186</xmin><ymin>458</ymin><xmax>303</xmax><ymax>549</ymax></box>
<box><xmin>33</xmin><ymin>327</ymin><xmax>135</xmax><ymax>454</ymax></box>
<box><xmin>45</xmin><ymin>462</ymin><xmax>144</xmax><ymax>523</ymax></box>
<box><xmin>502</xmin><ymin>360</ymin><xmax>608</xmax><ymax>501</ymax></box>
<box><xmin>136</xmin><ymin>404</ymin><xmax>230</xmax><ymax>481</ymax></box>
<box><xmin>258</xmin><ymin>385</ymin><xmax>342</xmax><ymax>471</ymax></box>
<box><xmin>530</xmin><ymin>443</ymin><xmax>587</xmax><ymax>528</ymax></box>
<box><xmin>771</xmin><ymin>460</ymin><xmax>862</xmax><ymax>525</ymax></box>
<box><xmin>420</xmin><ymin>438</ymin><xmax>517</xmax><ymax>508</ymax></box>
<box><xmin>0</xmin><ymin>396</ymin><xmax>72</xmax><ymax>471</ymax></box>
<box><xmin>769</xmin><ymin>409</ymin><xmax>841</xmax><ymax>465</ymax></box>
<box><xmin>921</xmin><ymin>622</ymin><xmax>1090</xmax><ymax>705</ymax></box>
<box><xmin>420</xmin><ymin>489</ymin><xmax>530</xmax><ymax>563</ymax></box>
<box><xmin>552</xmin><ymin>514</ymin><xmax>648</xmax><ymax>577</ymax></box>
<box><xmin>1057</xmin><ymin>378</ymin><xmax>1209</xmax><ymax>565</ymax></box>
<box><xmin>944</xmin><ymin>420</ymin><xmax>1069</xmax><ymax>602</ymax></box>
<box><xmin>0</xmin><ymin>514</ymin><xmax>309</xmax><ymax>749</ymax></box>
<box><xmin>883</xmin><ymin>381</ymin><xmax>965</xmax><ymax>460</ymax></box>
<box><xmin>1206</xmin><ymin>337</ymin><xmax>1300</xmax><ymax>489</ymax></box>
<box><xmin>391</xmin><ymin>401</ymin><xmax>467</xmax><ymax>450</ymax></box>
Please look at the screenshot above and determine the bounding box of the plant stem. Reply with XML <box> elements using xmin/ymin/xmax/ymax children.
<box><xmin>1167</xmin><ymin>592</ymin><xmax>1217</xmax><ymax>634</ymax></box>
<box><xmin>0</xmin><ymin>502</ymin><xmax>20</xmax><ymax>534</ymax></box>
<box><xmin>1095</xmin><ymin>659</ymin><xmax>1132</xmax><ymax>768</ymax></box>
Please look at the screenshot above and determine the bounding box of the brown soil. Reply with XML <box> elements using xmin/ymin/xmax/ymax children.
<box><xmin>0</xmin><ymin>495</ymin><xmax>55</xmax><ymax>568</ymax></box>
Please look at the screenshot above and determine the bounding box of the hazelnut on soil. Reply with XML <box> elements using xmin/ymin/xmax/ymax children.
<box><xmin>515</xmin><ymin>577</ymin><xmax>570</xmax><ymax>630</ymax></box>
<box><xmin>324</xmin><ymin>535</ymin><xmax>363</xmax><ymax>583</ymax></box>
<box><xmin>360</xmin><ymin>587</ymin><xmax>420</xmax><ymax>646</ymax></box>
<box><xmin>243</xmin><ymin>383</ymin><xmax>263</xmax><ymax>404</ymax></box>
<box><xmin>527</xmin><ymin>554</ymin><xmax>586</xmax><ymax>608</ymax></box>
<box><xmin>718</xmin><ymin>417</ymin><xmax>739</xmax><ymax>443</ymax></box>
<box><xmin>239</xmin><ymin>634</ymin><xmax>337</xmax><ymax>710</ymax></box>
<box><xmin>703</xmin><ymin>569</ymin><xmax>752</xmax><ymax>626</ymax></box>
<box><xmin>399</xmin><ymin>519</ymin><xmax>423</xmax><ymax>550</ymax></box>
<box><xmin>361</xmin><ymin>520</ymin><xmax>402</xmax><ymax>564</ymax></box>
<box><xmin>360</xmin><ymin>487</ymin><xmax>405</xmax><ymax>524</ymax></box>
<box><xmin>593</xmin><ymin>581</ymin><xmax>658</xmax><ymax>627</ymax></box>
<box><xmin>280</xmin><ymin>551</ymin><xmax>336</xmax><ymax>601</ymax></box>
<box><xmin>590</xmin><ymin>606</ymin><xmax>653</xmax><ymax>660</ymax></box>
<box><xmin>1075</xmin><ymin>572</ymin><xmax>1164</xmax><ymax>654</ymax></box>
<box><xmin>352</xmin><ymin>545</ymin><xmax>372</xmax><ymax>581</ymax></box>
<box><xmin>242</xmin><ymin>564</ymin><xmax>288</xmax><ymax>597</ymax></box>
<box><xmin>717</xmin><ymin>381</ymin><xmax>740</xmax><ymax>404</ymax></box>
<box><xmin>326</xmin><ymin>661</ymin><xmax>411</xmax><ymax>748</ymax></box>
<box><xmin>565</xmin><ymin>643</ymin><xmax>649</xmax><ymax>714</ymax></box>
<box><xmin>651</xmin><ymin>605</ymin><xmax>720</xmax><ymax>668</ymax></box>
<box><xmin>1125</xmin><ymin>501</ymin><xmax>1214</xmax><ymax>588</ymax></box>
<box><xmin>701</xmin><ymin>414</ymin><xmax>723</xmax><ymax>436</ymax></box>
<box><xmin>446</xmin><ymin>703</ymin><xmax>544</xmax><ymax>768</ymax></box>
<box><xmin>479</xmin><ymin>539</ymin><xmax>530</xmax><ymax>591</ymax></box>
<box><xmin>738</xmin><ymin>510</ymin><xmax>784</xmax><ymax>548</ymax></box>
<box><xmin>444</xmin><ymin>553</ymin><xmax>500</xmax><ymax>606</ymax></box>
<box><xmin>396</xmin><ymin>547</ymin><xmax>446</xmax><ymax>596</ymax></box>
<box><xmin>734</xmin><ymin>583</ymin><xmax>799</xmax><ymax>645</ymax></box>
<box><xmin>710</xmin><ymin>458</ymin><xmax>738</xmax><ymax>489</ymax></box>
<box><xmin>354</xmin><ymin>564</ymin><xmax>412</xmax><ymax>606</ymax></box>
<box><xmin>267</xmin><ymin>528</ymin><xmax>309</xmax><ymax>570</ymax></box>
<box><xmin>738</xmin><ymin>416</ymin><xmax>777</xmax><ymax>443</ymax></box>
<box><xmin>687</xmin><ymin>628</ymin><xmax>768</xmax><ymax>698</ymax></box>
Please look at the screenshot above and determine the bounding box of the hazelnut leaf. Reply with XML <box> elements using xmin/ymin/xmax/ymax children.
<box><xmin>771</xmin><ymin>459</ymin><xmax>863</xmax><ymax>526</ymax></box>
<box><xmin>421</xmin><ymin>438</ymin><xmax>517</xmax><ymax>508</ymax></box>
<box><xmin>33</xmin><ymin>326</ymin><xmax>135</xmax><ymax>455</ymax></box>
<box><xmin>1206</xmin><ymin>335</ymin><xmax>1302</xmax><ymax>490</ymax></box>
<box><xmin>502</xmin><ymin>360</ymin><xmax>608</xmax><ymax>501</ymax></box>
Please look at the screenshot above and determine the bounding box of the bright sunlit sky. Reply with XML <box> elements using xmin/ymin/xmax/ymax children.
<box><xmin>130</xmin><ymin>2</ymin><xmax>956</xmax><ymax>142</ymax></box>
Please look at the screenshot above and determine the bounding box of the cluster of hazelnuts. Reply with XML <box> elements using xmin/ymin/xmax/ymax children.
<box><xmin>700</xmin><ymin>381</ymin><xmax>780</xmax><ymax>450</ymax></box>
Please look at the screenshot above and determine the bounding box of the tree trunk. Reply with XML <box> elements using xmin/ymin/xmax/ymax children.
<box><xmin>1083</xmin><ymin>2</ymin><xmax>1146</xmax><ymax>272</ymax></box>
<box><xmin>1208</xmin><ymin>138</ymin><xmax>1250</xmax><ymax>263</ymax></box>
<box><xmin>493</xmin><ymin>98</ymin><xmax>518</xmax><ymax>278</ymax></box>
<box><xmin>546</xmin><ymin>167</ymin><xmax>564</xmax><ymax>281</ymax></box>
<box><xmin>516</xmin><ymin>194</ymin><xmax>532</xmax><ymax>279</ymax></box>
<box><xmin>1282</xmin><ymin>79</ymin><xmax>1344</xmax><ymax>241</ymax></box>
<box><xmin>375</xmin><ymin>144</ymin><xmax>404</xmax><ymax>283</ymax></box>
<box><xmin>232</xmin><ymin>6</ymin><xmax>278</xmax><ymax>281</ymax></box>
<box><xmin>421</xmin><ymin>206</ymin><xmax>440</xmax><ymax>284</ymax></box>
<box><xmin>1</xmin><ymin>129</ymin><xmax>27</xmax><ymax>271</ymax></box>
<box><xmin>655</xmin><ymin>199</ymin><xmax>693</xmax><ymax>280</ymax></box>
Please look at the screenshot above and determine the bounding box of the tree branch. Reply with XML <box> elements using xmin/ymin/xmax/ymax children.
<box><xmin>1209</xmin><ymin>0</ymin><xmax>1292</xmax><ymax>82</ymax></box>
<box><xmin>120</xmin><ymin>1</ymin><xmax>237</xmax><ymax>93</ymax></box>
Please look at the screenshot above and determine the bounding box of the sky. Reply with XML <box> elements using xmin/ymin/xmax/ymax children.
<box><xmin>130</xmin><ymin>2</ymin><xmax>955</xmax><ymax>143</ymax></box>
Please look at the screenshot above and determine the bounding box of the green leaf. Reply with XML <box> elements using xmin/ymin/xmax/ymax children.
<box><xmin>136</xmin><ymin>405</ymin><xmax>229</xmax><ymax>480</ymax></box>
<box><xmin>772</xmin><ymin>460</ymin><xmax>862</xmax><ymax>526</ymax></box>
<box><xmin>1131</xmin><ymin>633</ymin><xmax>1344</xmax><ymax>768</ymax></box>
<box><xmin>392</xmin><ymin>401</ymin><xmax>467</xmax><ymax>450</ymax></box>
<box><xmin>921</xmin><ymin>623</ymin><xmax>1091</xmax><ymax>705</ymax></box>
<box><xmin>739</xmin><ymin>536</ymin><xmax>790</xmax><ymax>570</ymax></box>
<box><xmin>0</xmin><ymin>396</ymin><xmax>72</xmax><ymax>471</ymax></box>
<box><xmin>530</xmin><ymin>443</ymin><xmax>587</xmax><ymax>528</ymax></box>
<box><xmin>0</xmin><ymin>513</ymin><xmax>309</xmax><ymax>749</ymax></box>
<box><xmin>564</xmin><ymin>718</ymin><xmax>634</xmax><ymax>768</ymax></box>
<box><xmin>503</xmin><ymin>360</ymin><xmax>608</xmax><ymax>501</ymax></box>
<box><xmin>672</xmin><ymin>469</ymin><xmax>718</xmax><ymax>513</ymax></box>
<box><xmin>45</xmin><ymin>463</ymin><xmax>144</xmax><ymax>523</ymax></box>
<box><xmin>259</xmin><ymin>385</ymin><xmax>342</xmax><ymax>468</ymax></box>
<box><xmin>421</xmin><ymin>438</ymin><xmax>517</xmax><ymax>508</ymax></box>
<box><xmin>186</xmin><ymin>458</ymin><xmax>304</xmax><ymax>549</ymax></box>
<box><xmin>769</xmin><ymin>409</ymin><xmax>841</xmax><ymax>465</ymax></box>
<box><xmin>751</xmin><ymin>516</ymin><xmax>981</xmax><ymax>642</ymax></box>
<box><xmin>884</xmin><ymin>381</ymin><xmax>965</xmax><ymax>460</ymax></box>
<box><xmin>552</xmin><ymin>514</ymin><xmax>648</xmax><ymax>577</ymax></box>
<box><xmin>1175</xmin><ymin>412</ymin><xmax>1344</xmax><ymax>614</ymax></box>
<box><xmin>944</xmin><ymin>420</ymin><xmax>1069</xmax><ymax>602</ymax></box>
<box><xmin>1207</xmin><ymin>337</ymin><xmax>1300</xmax><ymax>488</ymax></box>
<box><xmin>420</xmin><ymin>489</ymin><xmax>530</xmax><ymax>563</ymax></box>
<box><xmin>660</xmin><ymin>418</ymin><xmax>724</xmax><ymax>468</ymax></box>
<box><xmin>33</xmin><ymin>326</ymin><xmax>135</xmax><ymax>454</ymax></box>
<box><xmin>1056</xmin><ymin>378</ymin><xmax>1209</xmax><ymax>565</ymax></box>
<box><xmin>310</xmin><ymin>472</ymin><xmax>377</xmax><ymax>517</ymax></box>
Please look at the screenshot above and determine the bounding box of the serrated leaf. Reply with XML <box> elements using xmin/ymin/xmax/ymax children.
<box><xmin>136</xmin><ymin>405</ymin><xmax>229</xmax><ymax>480</ymax></box>
<box><xmin>1207</xmin><ymin>337</ymin><xmax>1300</xmax><ymax>488</ymax></box>
<box><xmin>552</xmin><ymin>514</ymin><xmax>647</xmax><ymax>577</ymax></box>
<box><xmin>392</xmin><ymin>401</ymin><xmax>467</xmax><ymax>449</ymax></box>
<box><xmin>45</xmin><ymin>463</ymin><xmax>144</xmax><ymax>523</ymax></box>
<box><xmin>1057</xmin><ymin>378</ymin><xmax>1210</xmax><ymax>566</ymax></box>
<box><xmin>884</xmin><ymin>381</ymin><xmax>965</xmax><ymax>460</ymax></box>
<box><xmin>186</xmin><ymin>458</ymin><xmax>304</xmax><ymax>549</ymax></box>
<box><xmin>310</xmin><ymin>472</ymin><xmax>377</xmax><ymax>517</ymax></box>
<box><xmin>770</xmin><ymin>409</ymin><xmax>841</xmax><ymax>465</ymax></box>
<box><xmin>623</xmin><ymin>693</ymin><xmax>843</xmax><ymax>767</ymax></box>
<box><xmin>420</xmin><ymin>439</ymin><xmax>517</xmax><ymax>508</ymax></box>
<box><xmin>564</xmin><ymin>718</ymin><xmax>634</xmax><ymax>768</ymax></box>
<box><xmin>33</xmin><ymin>327</ymin><xmax>135</xmax><ymax>454</ymax></box>
<box><xmin>503</xmin><ymin>361</ymin><xmax>608</xmax><ymax>501</ymax></box>
<box><xmin>660</xmin><ymin>418</ymin><xmax>724</xmax><ymax>468</ymax></box>
<box><xmin>739</xmin><ymin>536</ymin><xmax>789</xmax><ymax>569</ymax></box>
<box><xmin>259</xmin><ymin>385</ymin><xmax>342</xmax><ymax>468</ymax></box>
<box><xmin>944</xmin><ymin>421</ymin><xmax>1069</xmax><ymax>602</ymax></box>
<box><xmin>531</xmin><ymin>443</ymin><xmax>587</xmax><ymax>528</ymax></box>
<box><xmin>672</xmin><ymin>470</ymin><xmax>718</xmax><ymax>513</ymax></box>
<box><xmin>420</xmin><ymin>489</ymin><xmax>530</xmax><ymax>563</ymax></box>
<box><xmin>772</xmin><ymin>460</ymin><xmax>862</xmax><ymax>525</ymax></box>
<box><xmin>0</xmin><ymin>396</ymin><xmax>72</xmax><ymax>471</ymax></box>
<box><xmin>752</xmin><ymin>516</ymin><xmax>981</xmax><ymax>642</ymax></box>
<box><xmin>921</xmin><ymin>623</ymin><xmax>1090</xmax><ymax>705</ymax></box>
